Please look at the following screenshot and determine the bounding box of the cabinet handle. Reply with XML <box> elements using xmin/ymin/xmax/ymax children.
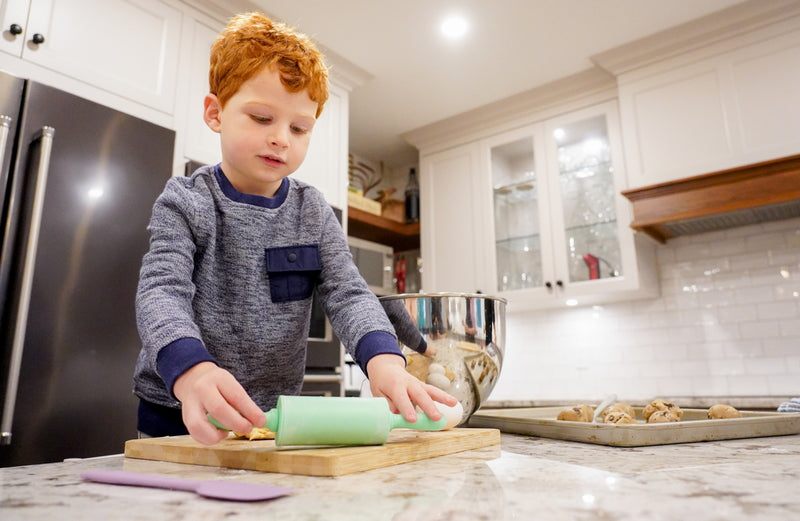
<box><xmin>31</xmin><ymin>33</ymin><xmax>45</xmax><ymax>45</ymax></box>
<box><xmin>545</xmin><ymin>281</ymin><xmax>553</xmax><ymax>289</ymax></box>
<box><xmin>9</xmin><ymin>23</ymin><xmax>22</xmax><ymax>35</ymax></box>
<box><xmin>1</xmin><ymin>126</ymin><xmax>55</xmax><ymax>446</ymax></box>
<box><xmin>556</xmin><ymin>280</ymin><xmax>564</xmax><ymax>287</ymax></box>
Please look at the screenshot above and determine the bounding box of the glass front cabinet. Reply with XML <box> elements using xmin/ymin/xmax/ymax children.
<box><xmin>480</xmin><ymin>101</ymin><xmax>658</xmax><ymax>309</ymax></box>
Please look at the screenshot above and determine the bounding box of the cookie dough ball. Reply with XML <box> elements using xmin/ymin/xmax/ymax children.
<box><xmin>643</xmin><ymin>399</ymin><xmax>683</xmax><ymax>421</ymax></box>
<box><xmin>708</xmin><ymin>404</ymin><xmax>741</xmax><ymax>419</ymax></box>
<box><xmin>647</xmin><ymin>410</ymin><xmax>681</xmax><ymax>423</ymax></box>
<box><xmin>602</xmin><ymin>403</ymin><xmax>636</xmax><ymax>421</ymax></box>
<box><xmin>603</xmin><ymin>411</ymin><xmax>637</xmax><ymax>424</ymax></box>
<box><xmin>428</xmin><ymin>363</ymin><xmax>446</xmax><ymax>375</ymax></box>
<box><xmin>557</xmin><ymin>404</ymin><xmax>594</xmax><ymax>422</ymax></box>
<box><xmin>426</xmin><ymin>372</ymin><xmax>451</xmax><ymax>390</ymax></box>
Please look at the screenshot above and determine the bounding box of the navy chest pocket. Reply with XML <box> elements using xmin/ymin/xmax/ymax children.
<box><xmin>265</xmin><ymin>245</ymin><xmax>321</xmax><ymax>303</ymax></box>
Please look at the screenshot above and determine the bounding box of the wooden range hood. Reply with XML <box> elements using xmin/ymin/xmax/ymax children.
<box><xmin>621</xmin><ymin>154</ymin><xmax>800</xmax><ymax>243</ymax></box>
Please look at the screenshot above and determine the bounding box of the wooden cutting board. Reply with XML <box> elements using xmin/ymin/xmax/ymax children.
<box><xmin>124</xmin><ymin>428</ymin><xmax>500</xmax><ymax>477</ymax></box>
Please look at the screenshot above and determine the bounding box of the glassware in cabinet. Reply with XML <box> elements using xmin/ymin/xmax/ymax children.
<box><xmin>551</xmin><ymin>114</ymin><xmax>622</xmax><ymax>285</ymax></box>
<box><xmin>490</xmin><ymin>136</ymin><xmax>544</xmax><ymax>291</ymax></box>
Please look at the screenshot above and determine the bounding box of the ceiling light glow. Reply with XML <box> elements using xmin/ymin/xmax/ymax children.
<box><xmin>441</xmin><ymin>15</ymin><xmax>468</xmax><ymax>39</ymax></box>
<box><xmin>87</xmin><ymin>186</ymin><xmax>104</xmax><ymax>200</ymax></box>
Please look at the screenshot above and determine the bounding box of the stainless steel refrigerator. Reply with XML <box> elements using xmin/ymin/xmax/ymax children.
<box><xmin>0</xmin><ymin>71</ymin><xmax>175</xmax><ymax>467</ymax></box>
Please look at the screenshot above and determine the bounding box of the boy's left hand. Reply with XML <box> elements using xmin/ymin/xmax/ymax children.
<box><xmin>366</xmin><ymin>354</ymin><xmax>458</xmax><ymax>423</ymax></box>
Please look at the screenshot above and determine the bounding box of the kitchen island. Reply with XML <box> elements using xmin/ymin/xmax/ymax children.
<box><xmin>2</xmin><ymin>431</ymin><xmax>799</xmax><ymax>520</ymax></box>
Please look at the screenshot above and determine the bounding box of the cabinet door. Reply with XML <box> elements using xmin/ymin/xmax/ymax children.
<box><xmin>0</xmin><ymin>0</ymin><xmax>31</xmax><ymax>57</ymax></box>
<box><xmin>620</xmin><ymin>28</ymin><xmax>800</xmax><ymax>188</ymax></box>
<box><xmin>483</xmin><ymin>125</ymin><xmax>556</xmax><ymax>299</ymax></box>
<box><xmin>479</xmin><ymin>101</ymin><xmax>657</xmax><ymax>310</ymax></box>
<box><xmin>547</xmin><ymin>109</ymin><xmax>623</xmax><ymax>286</ymax></box>
<box><xmin>293</xmin><ymin>83</ymin><xmax>348</xmax><ymax>209</ymax></box>
<box><xmin>420</xmin><ymin>143</ymin><xmax>487</xmax><ymax>293</ymax></box>
<box><xmin>619</xmin><ymin>62</ymin><xmax>734</xmax><ymax>188</ymax></box>
<box><xmin>181</xmin><ymin>14</ymin><xmax>221</xmax><ymax>167</ymax></box>
<box><xmin>23</xmin><ymin>0</ymin><xmax>181</xmax><ymax>113</ymax></box>
<box><xmin>544</xmin><ymin>101</ymin><xmax>654</xmax><ymax>306</ymax></box>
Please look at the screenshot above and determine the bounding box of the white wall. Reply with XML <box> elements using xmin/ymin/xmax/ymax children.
<box><xmin>491</xmin><ymin>217</ymin><xmax>800</xmax><ymax>402</ymax></box>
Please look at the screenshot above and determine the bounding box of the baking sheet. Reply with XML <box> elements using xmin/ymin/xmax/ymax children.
<box><xmin>468</xmin><ymin>406</ymin><xmax>800</xmax><ymax>447</ymax></box>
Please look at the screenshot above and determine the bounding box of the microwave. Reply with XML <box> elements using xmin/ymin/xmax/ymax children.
<box><xmin>347</xmin><ymin>236</ymin><xmax>395</xmax><ymax>296</ymax></box>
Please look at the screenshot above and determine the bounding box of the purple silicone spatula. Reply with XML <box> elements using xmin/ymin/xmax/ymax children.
<box><xmin>81</xmin><ymin>470</ymin><xmax>293</xmax><ymax>502</ymax></box>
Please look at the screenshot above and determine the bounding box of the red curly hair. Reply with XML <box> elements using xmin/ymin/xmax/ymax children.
<box><xmin>209</xmin><ymin>12</ymin><xmax>329</xmax><ymax>117</ymax></box>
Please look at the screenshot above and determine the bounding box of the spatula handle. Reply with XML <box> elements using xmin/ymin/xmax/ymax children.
<box><xmin>81</xmin><ymin>470</ymin><xmax>198</xmax><ymax>492</ymax></box>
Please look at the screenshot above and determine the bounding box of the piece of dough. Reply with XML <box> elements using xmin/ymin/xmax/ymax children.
<box><xmin>556</xmin><ymin>404</ymin><xmax>594</xmax><ymax>422</ymax></box>
<box><xmin>647</xmin><ymin>410</ymin><xmax>681</xmax><ymax>423</ymax></box>
<box><xmin>601</xmin><ymin>403</ymin><xmax>636</xmax><ymax>421</ymax></box>
<box><xmin>643</xmin><ymin>399</ymin><xmax>683</xmax><ymax>421</ymax></box>
<box><xmin>708</xmin><ymin>404</ymin><xmax>742</xmax><ymax>419</ymax></box>
<box><xmin>405</xmin><ymin>353</ymin><xmax>431</xmax><ymax>382</ymax></box>
<box><xmin>233</xmin><ymin>426</ymin><xmax>275</xmax><ymax>440</ymax></box>
<box><xmin>603</xmin><ymin>411</ymin><xmax>637</xmax><ymax>424</ymax></box>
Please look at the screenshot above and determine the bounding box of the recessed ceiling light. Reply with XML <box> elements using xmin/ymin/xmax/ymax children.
<box><xmin>440</xmin><ymin>15</ymin><xmax>468</xmax><ymax>39</ymax></box>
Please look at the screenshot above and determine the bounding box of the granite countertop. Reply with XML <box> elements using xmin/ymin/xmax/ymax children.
<box><xmin>2</xmin><ymin>431</ymin><xmax>800</xmax><ymax>520</ymax></box>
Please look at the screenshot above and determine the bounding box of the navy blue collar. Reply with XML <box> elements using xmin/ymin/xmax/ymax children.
<box><xmin>214</xmin><ymin>164</ymin><xmax>289</xmax><ymax>209</ymax></box>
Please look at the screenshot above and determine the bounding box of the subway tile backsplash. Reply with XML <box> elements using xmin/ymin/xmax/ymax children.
<box><xmin>491</xmin><ymin>217</ymin><xmax>800</xmax><ymax>403</ymax></box>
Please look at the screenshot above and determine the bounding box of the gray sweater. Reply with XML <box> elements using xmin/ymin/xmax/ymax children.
<box><xmin>133</xmin><ymin>165</ymin><xmax>400</xmax><ymax>416</ymax></box>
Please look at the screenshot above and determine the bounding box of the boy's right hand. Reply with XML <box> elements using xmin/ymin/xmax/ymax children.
<box><xmin>173</xmin><ymin>362</ymin><xmax>266</xmax><ymax>445</ymax></box>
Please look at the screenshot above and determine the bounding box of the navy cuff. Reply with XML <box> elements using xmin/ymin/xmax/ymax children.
<box><xmin>156</xmin><ymin>337</ymin><xmax>217</xmax><ymax>398</ymax></box>
<box><xmin>354</xmin><ymin>330</ymin><xmax>404</xmax><ymax>377</ymax></box>
<box><xmin>137</xmin><ymin>399</ymin><xmax>188</xmax><ymax>437</ymax></box>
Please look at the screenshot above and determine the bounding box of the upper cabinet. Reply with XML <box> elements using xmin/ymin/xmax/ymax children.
<box><xmin>292</xmin><ymin>83</ymin><xmax>349</xmax><ymax>210</ymax></box>
<box><xmin>593</xmin><ymin>0</ymin><xmax>800</xmax><ymax>189</ymax></box>
<box><xmin>420</xmin><ymin>141</ymin><xmax>485</xmax><ymax>293</ymax></box>
<box><xmin>0</xmin><ymin>0</ymin><xmax>182</xmax><ymax>114</ymax></box>
<box><xmin>417</xmin><ymin>101</ymin><xmax>659</xmax><ymax>310</ymax></box>
<box><xmin>179</xmin><ymin>12</ymin><xmax>221</xmax><ymax>168</ymax></box>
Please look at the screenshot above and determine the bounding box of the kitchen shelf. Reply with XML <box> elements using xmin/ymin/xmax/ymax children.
<box><xmin>347</xmin><ymin>206</ymin><xmax>420</xmax><ymax>252</ymax></box>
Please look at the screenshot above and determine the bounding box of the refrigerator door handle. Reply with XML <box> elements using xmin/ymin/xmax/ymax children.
<box><xmin>0</xmin><ymin>115</ymin><xmax>12</xmax><ymax>166</ymax></box>
<box><xmin>1</xmin><ymin>126</ymin><xmax>55</xmax><ymax>446</ymax></box>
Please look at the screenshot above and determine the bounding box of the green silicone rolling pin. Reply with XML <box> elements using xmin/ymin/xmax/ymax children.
<box><xmin>208</xmin><ymin>395</ymin><xmax>461</xmax><ymax>446</ymax></box>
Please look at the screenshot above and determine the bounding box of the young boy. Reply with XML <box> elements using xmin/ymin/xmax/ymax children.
<box><xmin>132</xmin><ymin>12</ymin><xmax>455</xmax><ymax>445</ymax></box>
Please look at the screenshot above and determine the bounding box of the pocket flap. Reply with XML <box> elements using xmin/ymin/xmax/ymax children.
<box><xmin>265</xmin><ymin>245</ymin><xmax>321</xmax><ymax>272</ymax></box>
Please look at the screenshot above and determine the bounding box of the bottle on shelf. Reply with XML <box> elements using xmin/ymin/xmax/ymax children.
<box><xmin>404</xmin><ymin>167</ymin><xmax>420</xmax><ymax>224</ymax></box>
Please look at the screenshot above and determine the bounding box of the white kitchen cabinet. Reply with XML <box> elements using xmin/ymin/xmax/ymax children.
<box><xmin>419</xmin><ymin>142</ymin><xmax>487</xmax><ymax>293</ymax></box>
<box><xmin>421</xmin><ymin>102</ymin><xmax>658</xmax><ymax>310</ymax></box>
<box><xmin>293</xmin><ymin>82</ymin><xmax>349</xmax><ymax>210</ymax></box>
<box><xmin>0</xmin><ymin>0</ymin><xmax>182</xmax><ymax>114</ymax></box>
<box><xmin>615</xmin><ymin>12</ymin><xmax>800</xmax><ymax>189</ymax></box>
<box><xmin>179</xmin><ymin>13</ymin><xmax>221</xmax><ymax>168</ymax></box>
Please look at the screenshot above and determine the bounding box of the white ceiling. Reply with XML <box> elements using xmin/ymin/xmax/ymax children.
<box><xmin>250</xmin><ymin>0</ymin><xmax>746</xmax><ymax>166</ymax></box>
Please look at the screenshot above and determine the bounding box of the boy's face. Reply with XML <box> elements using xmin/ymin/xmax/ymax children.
<box><xmin>203</xmin><ymin>66</ymin><xmax>318</xmax><ymax>197</ymax></box>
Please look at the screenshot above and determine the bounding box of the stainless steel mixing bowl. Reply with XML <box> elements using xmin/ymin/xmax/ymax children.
<box><xmin>379</xmin><ymin>292</ymin><xmax>507</xmax><ymax>424</ymax></box>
